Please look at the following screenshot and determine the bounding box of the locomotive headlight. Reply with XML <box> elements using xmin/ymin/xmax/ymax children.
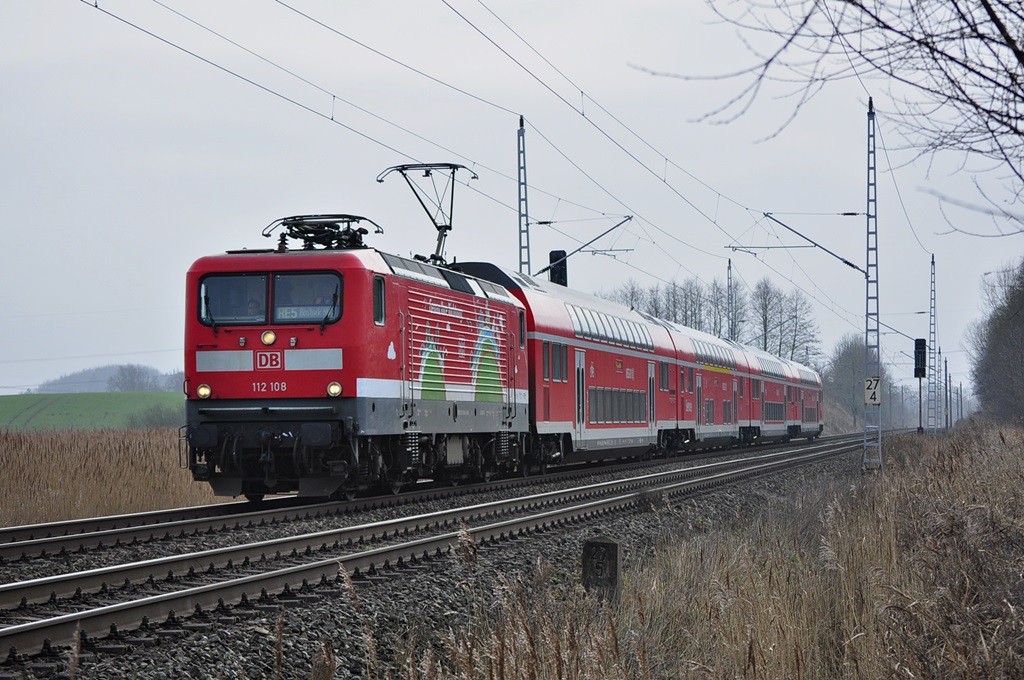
<box><xmin>196</xmin><ymin>384</ymin><xmax>212</xmax><ymax>399</ymax></box>
<box><xmin>261</xmin><ymin>330</ymin><xmax>277</xmax><ymax>346</ymax></box>
<box><xmin>327</xmin><ymin>382</ymin><xmax>342</xmax><ymax>397</ymax></box>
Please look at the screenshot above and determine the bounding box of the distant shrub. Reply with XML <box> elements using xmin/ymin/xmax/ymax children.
<box><xmin>126</xmin><ymin>403</ymin><xmax>184</xmax><ymax>429</ymax></box>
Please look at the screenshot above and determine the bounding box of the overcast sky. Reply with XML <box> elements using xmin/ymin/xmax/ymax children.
<box><xmin>1</xmin><ymin>1</ymin><xmax>1016</xmax><ymax>400</ymax></box>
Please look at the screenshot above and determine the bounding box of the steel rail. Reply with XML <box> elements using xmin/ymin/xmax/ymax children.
<box><xmin>1</xmin><ymin>440</ymin><xmax>858</xmax><ymax>660</ymax></box>
<box><xmin>1</xmin><ymin>434</ymin><xmax>861</xmax><ymax>561</ymax></box>
<box><xmin>0</xmin><ymin>440</ymin><xmax>841</xmax><ymax>609</ymax></box>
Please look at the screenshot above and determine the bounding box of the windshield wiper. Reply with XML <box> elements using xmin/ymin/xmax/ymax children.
<box><xmin>320</xmin><ymin>287</ymin><xmax>339</xmax><ymax>333</ymax></box>
<box><xmin>204</xmin><ymin>294</ymin><xmax>218</xmax><ymax>335</ymax></box>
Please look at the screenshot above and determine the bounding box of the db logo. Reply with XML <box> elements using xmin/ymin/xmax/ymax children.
<box><xmin>256</xmin><ymin>351</ymin><xmax>283</xmax><ymax>370</ymax></box>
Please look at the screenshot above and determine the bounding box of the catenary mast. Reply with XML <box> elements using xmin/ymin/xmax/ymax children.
<box><xmin>863</xmin><ymin>98</ymin><xmax>882</xmax><ymax>470</ymax></box>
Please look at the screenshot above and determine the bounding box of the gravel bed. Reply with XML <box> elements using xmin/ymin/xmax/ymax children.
<box><xmin>0</xmin><ymin>449</ymin><xmax>768</xmax><ymax>586</ymax></box>
<box><xmin>0</xmin><ymin>447</ymin><xmax>862</xmax><ymax>679</ymax></box>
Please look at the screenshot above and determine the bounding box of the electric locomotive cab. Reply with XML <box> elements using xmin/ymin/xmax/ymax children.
<box><xmin>184</xmin><ymin>217</ymin><xmax>386</xmax><ymax>501</ymax></box>
<box><xmin>184</xmin><ymin>214</ymin><xmax>529</xmax><ymax>501</ymax></box>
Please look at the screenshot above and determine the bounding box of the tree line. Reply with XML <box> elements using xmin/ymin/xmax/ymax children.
<box><xmin>597</xmin><ymin>275</ymin><xmax>821</xmax><ymax>365</ymax></box>
<box><xmin>29</xmin><ymin>364</ymin><xmax>183</xmax><ymax>394</ymax></box>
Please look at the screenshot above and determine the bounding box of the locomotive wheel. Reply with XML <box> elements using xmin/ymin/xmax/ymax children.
<box><xmin>244</xmin><ymin>493</ymin><xmax>265</xmax><ymax>503</ymax></box>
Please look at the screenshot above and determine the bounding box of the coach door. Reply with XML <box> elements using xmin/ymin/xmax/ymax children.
<box><xmin>732</xmin><ymin>379</ymin><xmax>738</xmax><ymax>427</ymax></box>
<box><xmin>695</xmin><ymin>374</ymin><xmax>703</xmax><ymax>432</ymax></box>
<box><xmin>647</xmin><ymin>362</ymin><xmax>657</xmax><ymax>437</ymax></box>
<box><xmin>574</xmin><ymin>350</ymin><xmax>587</xmax><ymax>444</ymax></box>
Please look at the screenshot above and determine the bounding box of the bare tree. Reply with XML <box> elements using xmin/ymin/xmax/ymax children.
<box><xmin>705</xmin><ymin>277</ymin><xmax>729</xmax><ymax>337</ymax></box>
<box><xmin>163</xmin><ymin>370</ymin><xmax>185</xmax><ymax>392</ymax></box>
<box><xmin>107</xmin><ymin>364</ymin><xmax>162</xmax><ymax>392</ymax></box>
<box><xmin>822</xmin><ymin>333</ymin><xmax>904</xmax><ymax>429</ymax></box>
<box><xmin>823</xmin><ymin>334</ymin><xmax>868</xmax><ymax>428</ymax></box>
<box><xmin>749</xmin><ymin>277</ymin><xmax>784</xmax><ymax>352</ymax></box>
<box><xmin>780</xmin><ymin>289</ymin><xmax>821</xmax><ymax>363</ymax></box>
<box><xmin>646</xmin><ymin>1</ymin><xmax>1024</xmax><ymax>231</ymax></box>
<box><xmin>681</xmin><ymin>278</ymin><xmax>706</xmax><ymax>331</ymax></box>
<box><xmin>663</xmin><ymin>280</ymin><xmax>683</xmax><ymax>324</ymax></box>
<box><xmin>730</xmin><ymin>275</ymin><xmax>750</xmax><ymax>342</ymax></box>
<box><xmin>967</xmin><ymin>257</ymin><xmax>1024</xmax><ymax>422</ymax></box>
<box><xmin>597</xmin><ymin>277</ymin><xmax>646</xmax><ymax>310</ymax></box>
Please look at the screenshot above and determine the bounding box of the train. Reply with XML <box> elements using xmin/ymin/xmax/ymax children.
<box><xmin>182</xmin><ymin>212</ymin><xmax>823</xmax><ymax>501</ymax></box>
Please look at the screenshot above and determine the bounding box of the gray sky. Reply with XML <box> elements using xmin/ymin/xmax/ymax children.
<box><xmin>1</xmin><ymin>1</ymin><xmax>1015</xmax><ymax>399</ymax></box>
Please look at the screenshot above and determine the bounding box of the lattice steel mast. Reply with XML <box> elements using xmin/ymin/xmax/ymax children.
<box><xmin>863</xmin><ymin>98</ymin><xmax>883</xmax><ymax>470</ymax></box>
<box><xmin>518</xmin><ymin>115</ymin><xmax>531</xmax><ymax>274</ymax></box>
<box><xmin>727</xmin><ymin>259</ymin><xmax>736</xmax><ymax>341</ymax></box>
<box><xmin>927</xmin><ymin>255</ymin><xmax>938</xmax><ymax>433</ymax></box>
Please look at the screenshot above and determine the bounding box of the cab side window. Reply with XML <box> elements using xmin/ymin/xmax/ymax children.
<box><xmin>373</xmin><ymin>276</ymin><xmax>385</xmax><ymax>325</ymax></box>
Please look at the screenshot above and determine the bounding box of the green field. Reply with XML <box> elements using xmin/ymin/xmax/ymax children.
<box><xmin>0</xmin><ymin>392</ymin><xmax>185</xmax><ymax>430</ymax></box>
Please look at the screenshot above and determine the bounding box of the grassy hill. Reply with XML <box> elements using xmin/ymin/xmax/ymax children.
<box><xmin>0</xmin><ymin>392</ymin><xmax>184</xmax><ymax>430</ymax></box>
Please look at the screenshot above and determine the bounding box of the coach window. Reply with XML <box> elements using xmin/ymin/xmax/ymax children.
<box><xmin>552</xmin><ymin>342</ymin><xmax>562</xmax><ymax>382</ymax></box>
<box><xmin>589</xmin><ymin>313</ymin><xmax>602</xmax><ymax>342</ymax></box>
<box><xmin>580</xmin><ymin>308</ymin><xmax>596</xmax><ymax>340</ymax></box>
<box><xmin>613</xmin><ymin>317</ymin><xmax>628</xmax><ymax>345</ymax></box>
<box><xmin>659</xmin><ymin>362</ymin><xmax>669</xmax><ymax>391</ymax></box>
<box><xmin>199</xmin><ymin>273</ymin><xmax>268</xmax><ymax>326</ymax></box>
<box><xmin>373</xmin><ymin>276</ymin><xmax>385</xmax><ymax>325</ymax></box>
<box><xmin>273</xmin><ymin>272</ymin><xmax>342</xmax><ymax>324</ymax></box>
<box><xmin>622</xmin><ymin>321</ymin><xmax>638</xmax><ymax>348</ymax></box>
<box><xmin>567</xmin><ymin>305</ymin><xmax>582</xmax><ymax>337</ymax></box>
<box><xmin>543</xmin><ymin>341</ymin><xmax>550</xmax><ymax>381</ymax></box>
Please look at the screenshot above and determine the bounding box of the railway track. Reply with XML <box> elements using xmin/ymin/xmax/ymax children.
<box><xmin>0</xmin><ymin>436</ymin><xmax>864</xmax><ymax>569</ymax></box>
<box><xmin>0</xmin><ymin>436</ymin><xmax>859</xmax><ymax>663</ymax></box>
<box><xmin>0</xmin><ymin>434</ymin><xmax>861</xmax><ymax>565</ymax></box>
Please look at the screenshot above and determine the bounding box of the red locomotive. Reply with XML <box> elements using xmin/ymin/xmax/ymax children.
<box><xmin>182</xmin><ymin>173</ymin><xmax>823</xmax><ymax>501</ymax></box>
<box><xmin>184</xmin><ymin>214</ymin><xmax>530</xmax><ymax>501</ymax></box>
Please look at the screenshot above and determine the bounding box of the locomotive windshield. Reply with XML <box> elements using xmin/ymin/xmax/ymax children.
<box><xmin>199</xmin><ymin>273</ymin><xmax>268</xmax><ymax>325</ymax></box>
<box><xmin>198</xmin><ymin>272</ymin><xmax>342</xmax><ymax>326</ymax></box>
<box><xmin>272</xmin><ymin>272</ymin><xmax>342</xmax><ymax>324</ymax></box>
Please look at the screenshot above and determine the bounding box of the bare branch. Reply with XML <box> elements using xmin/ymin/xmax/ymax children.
<box><xmin>653</xmin><ymin>0</ymin><xmax>1024</xmax><ymax>232</ymax></box>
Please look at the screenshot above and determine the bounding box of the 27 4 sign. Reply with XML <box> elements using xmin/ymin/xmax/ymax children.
<box><xmin>864</xmin><ymin>376</ymin><xmax>881</xmax><ymax>406</ymax></box>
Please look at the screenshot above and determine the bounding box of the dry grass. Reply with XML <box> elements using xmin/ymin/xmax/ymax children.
<box><xmin>0</xmin><ymin>428</ymin><xmax>224</xmax><ymax>526</ymax></box>
<box><xmin>398</xmin><ymin>420</ymin><xmax>1024</xmax><ymax>679</ymax></box>
<box><xmin>7</xmin><ymin>423</ymin><xmax>1023</xmax><ymax>678</ymax></box>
